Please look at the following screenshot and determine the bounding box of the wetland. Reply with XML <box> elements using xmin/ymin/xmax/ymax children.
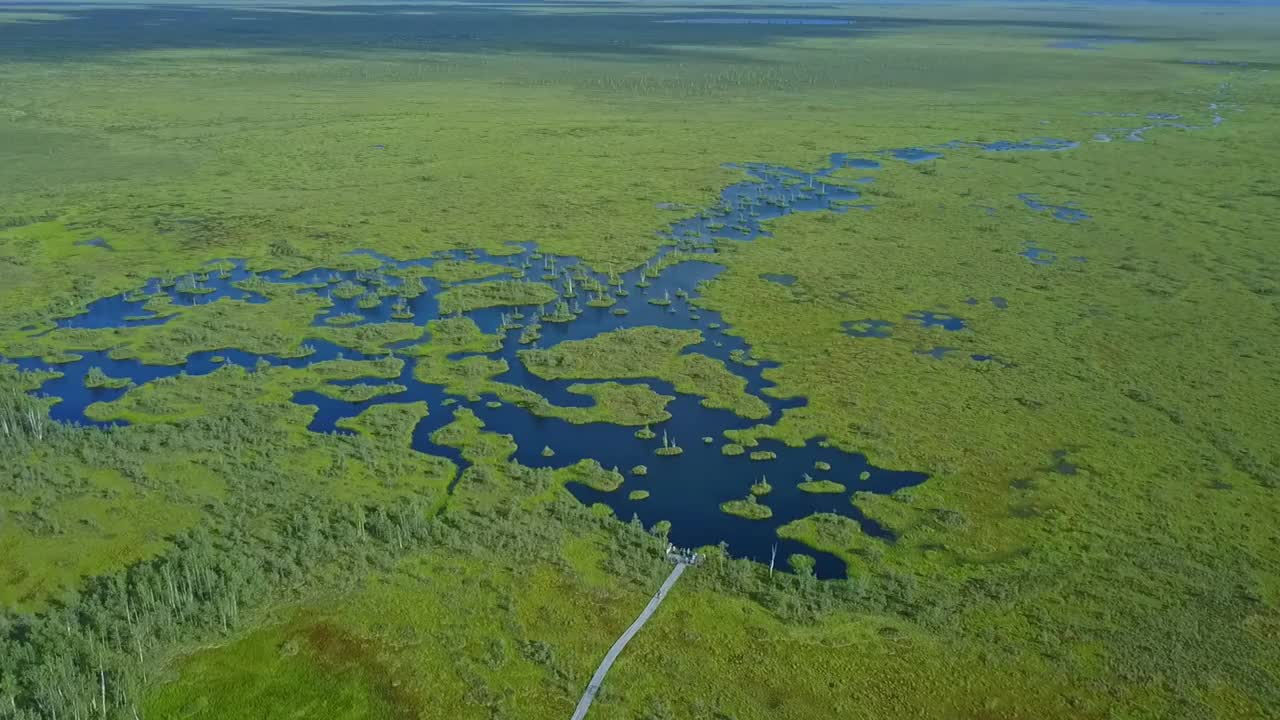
<box><xmin>2</xmin><ymin>2</ymin><xmax>1278</xmax><ymax>719</ymax></box>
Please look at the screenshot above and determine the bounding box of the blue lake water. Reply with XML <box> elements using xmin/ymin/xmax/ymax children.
<box><xmin>5</xmin><ymin>125</ymin><xmax>1215</xmax><ymax>576</ymax></box>
<box><xmin>1019</xmin><ymin>193</ymin><xmax>1090</xmax><ymax>223</ymax></box>
<box><xmin>75</xmin><ymin>236</ymin><xmax>113</xmax><ymax>250</ymax></box>
<box><xmin>834</xmin><ymin>155</ymin><xmax>881</xmax><ymax>170</ymax></box>
<box><xmin>889</xmin><ymin>147</ymin><xmax>943</xmax><ymax>164</ymax></box>
<box><xmin>905</xmin><ymin>311</ymin><xmax>966</xmax><ymax>332</ymax></box>
<box><xmin>1020</xmin><ymin>243</ymin><xmax>1058</xmax><ymax>265</ymax></box>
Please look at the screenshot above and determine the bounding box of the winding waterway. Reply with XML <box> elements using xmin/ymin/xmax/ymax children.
<box><xmin>4</xmin><ymin>107</ymin><xmax>1233</xmax><ymax>577</ymax></box>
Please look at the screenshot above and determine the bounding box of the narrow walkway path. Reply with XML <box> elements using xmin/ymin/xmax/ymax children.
<box><xmin>571</xmin><ymin>562</ymin><xmax>688</xmax><ymax>720</ymax></box>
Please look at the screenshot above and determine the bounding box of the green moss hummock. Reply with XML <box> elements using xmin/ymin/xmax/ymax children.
<box><xmin>798</xmin><ymin>480</ymin><xmax>846</xmax><ymax>494</ymax></box>
<box><xmin>83</xmin><ymin>366</ymin><xmax>131</xmax><ymax>390</ymax></box>
<box><xmin>720</xmin><ymin>496</ymin><xmax>772</xmax><ymax>520</ymax></box>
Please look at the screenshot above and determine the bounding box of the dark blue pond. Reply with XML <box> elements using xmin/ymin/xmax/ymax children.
<box><xmin>75</xmin><ymin>236</ymin><xmax>113</xmax><ymax>250</ymax></box>
<box><xmin>828</xmin><ymin>153</ymin><xmax>881</xmax><ymax>170</ymax></box>
<box><xmin>1020</xmin><ymin>243</ymin><xmax>1058</xmax><ymax>265</ymax></box>
<box><xmin>905</xmin><ymin>311</ymin><xmax>966</xmax><ymax>332</ymax></box>
<box><xmin>888</xmin><ymin>147</ymin><xmax>942</xmax><ymax>164</ymax></box>
<box><xmin>1019</xmin><ymin>193</ymin><xmax>1090</xmax><ymax>223</ymax></box>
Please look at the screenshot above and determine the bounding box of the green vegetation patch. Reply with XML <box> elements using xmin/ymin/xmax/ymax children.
<box><xmin>315</xmin><ymin>382</ymin><xmax>407</xmax><ymax>403</ymax></box>
<box><xmin>314</xmin><ymin>322</ymin><xmax>424</xmax><ymax>355</ymax></box>
<box><xmin>554</xmin><ymin>459</ymin><xmax>623</xmax><ymax>493</ymax></box>
<box><xmin>719</xmin><ymin>496</ymin><xmax>772</xmax><ymax>521</ymax></box>
<box><xmin>335</xmin><ymin>401</ymin><xmax>429</xmax><ymax>447</ymax></box>
<box><xmin>3</xmin><ymin>5</ymin><xmax>1280</xmax><ymax>716</ymax></box>
<box><xmin>0</xmin><ymin>356</ymin><xmax>452</xmax><ymax>611</ymax></box>
<box><xmin>560</xmin><ymin>383</ymin><xmax>674</xmax><ymax>426</ymax></box>
<box><xmin>86</xmin><ymin>357</ymin><xmax>404</xmax><ymax>425</ymax></box>
<box><xmin>331</xmin><ymin>281</ymin><xmax>365</xmax><ymax>300</ymax></box>
<box><xmin>437</xmin><ymin>280</ymin><xmax>558</xmax><ymax>314</ymax></box>
<box><xmin>750</xmin><ymin>477</ymin><xmax>773</xmax><ymax>496</ymax></box>
<box><xmin>0</xmin><ymin>362</ymin><xmax>60</xmax><ymax>391</ymax></box>
<box><xmin>519</xmin><ymin>326</ymin><xmax>769</xmax><ymax>419</ymax></box>
<box><xmin>776</xmin><ymin>513</ymin><xmax>873</xmax><ymax>570</ymax></box>
<box><xmin>402</xmin><ymin>316</ymin><xmax>503</xmax><ymax>356</ymax></box>
<box><xmin>798</xmin><ymin>480</ymin><xmax>847</xmax><ymax>494</ymax></box>
<box><xmin>3</xmin><ymin>290</ymin><xmax>330</xmax><ymax>365</ymax></box>
<box><xmin>654</xmin><ymin>431</ymin><xmax>684</xmax><ymax>456</ymax></box>
<box><xmin>146</xmin><ymin>620</ymin><xmax>413</xmax><ymax>720</ymax></box>
<box><xmin>323</xmin><ymin>312</ymin><xmax>364</xmax><ymax>326</ymax></box>
<box><xmin>403</xmin><ymin>323</ymin><xmax>672</xmax><ymax>427</ymax></box>
<box><xmin>430</xmin><ymin>408</ymin><xmax>516</xmax><ymax>468</ymax></box>
<box><xmin>83</xmin><ymin>366</ymin><xmax>130</xmax><ymax>389</ymax></box>
<box><xmin>414</xmin><ymin>259</ymin><xmax>513</xmax><ymax>283</ymax></box>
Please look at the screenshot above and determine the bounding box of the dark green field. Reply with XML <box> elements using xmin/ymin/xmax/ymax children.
<box><xmin>2</xmin><ymin>2</ymin><xmax>1279</xmax><ymax>719</ymax></box>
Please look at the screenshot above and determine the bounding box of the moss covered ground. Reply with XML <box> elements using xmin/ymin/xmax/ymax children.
<box><xmin>520</xmin><ymin>327</ymin><xmax>771</xmax><ymax>419</ymax></box>
<box><xmin>2</xmin><ymin>1</ymin><xmax>1279</xmax><ymax>719</ymax></box>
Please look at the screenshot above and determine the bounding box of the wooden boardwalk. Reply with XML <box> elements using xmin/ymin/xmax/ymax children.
<box><xmin>570</xmin><ymin>559</ymin><xmax>689</xmax><ymax>720</ymax></box>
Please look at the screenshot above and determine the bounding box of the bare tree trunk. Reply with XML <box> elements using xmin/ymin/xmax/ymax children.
<box><xmin>135</xmin><ymin>633</ymin><xmax>145</xmax><ymax>673</ymax></box>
